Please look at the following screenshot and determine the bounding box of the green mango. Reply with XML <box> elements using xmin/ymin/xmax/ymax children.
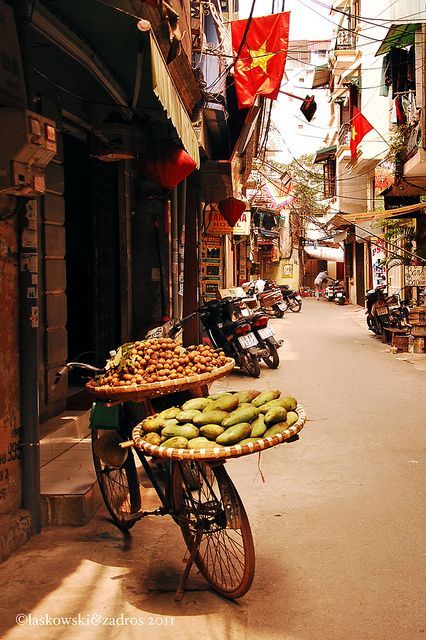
<box><xmin>163</xmin><ymin>418</ymin><xmax>179</xmax><ymax>428</ymax></box>
<box><xmin>233</xmin><ymin>390</ymin><xmax>261</xmax><ymax>403</ymax></box>
<box><xmin>222</xmin><ymin>405</ymin><xmax>259</xmax><ymax>428</ymax></box>
<box><xmin>238</xmin><ymin>438</ymin><xmax>262</xmax><ymax>446</ymax></box>
<box><xmin>176</xmin><ymin>409</ymin><xmax>202</xmax><ymax>422</ymax></box>
<box><xmin>286</xmin><ymin>411</ymin><xmax>299</xmax><ymax>427</ymax></box>
<box><xmin>264</xmin><ymin>407</ymin><xmax>288</xmax><ymax>425</ymax></box>
<box><xmin>263</xmin><ymin>422</ymin><xmax>289</xmax><ymax>438</ymax></box>
<box><xmin>216</xmin><ymin>423</ymin><xmax>252</xmax><ymax>446</ymax></box>
<box><xmin>259</xmin><ymin>398</ymin><xmax>292</xmax><ymax>414</ymax></box>
<box><xmin>208</xmin><ymin>394</ymin><xmax>239</xmax><ymax>412</ymax></box>
<box><xmin>161</xmin><ymin>436</ymin><xmax>189</xmax><ymax>449</ymax></box>
<box><xmin>252</xmin><ymin>389</ymin><xmax>281</xmax><ymax>407</ymax></box>
<box><xmin>280</xmin><ymin>396</ymin><xmax>298</xmax><ymax>411</ymax></box>
<box><xmin>200</xmin><ymin>424</ymin><xmax>225</xmax><ymax>440</ymax></box>
<box><xmin>157</xmin><ymin>407</ymin><xmax>180</xmax><ymax>420</ymax></box>
<box><xmin>207</xmin><ymin>391</ymin><xmax>232</xmax><ymax>400</ymax></box>
<box><xmin>140</xmin><ymin>417</ymin><xmax>165</xmax><ymax>433</ymax></box>
<box><xmin>193</xmin><ymin>410</ymin><xmax>229</xmax><ymax>426</ymax></box>
<box><xmin>187</xmin><ymin>437</ymin><xmax>223</xmax><ymax>450</ymax></box>
<box><xmin>142</xmin><ymin>432</ymin><xmax>162</xmax><ymax>446</ymax></box>
<box><xmin>181</xmin><ymin>397</ymin><xmax>213</xmax><ymax>411</ymax></box>
<box><xmin>250</xmin><ymin>414</ymin><xmax>267</xmax><ymax>438</ymax></box>
<box><xmin>161</xmin><ymin>424</ymin><xmax>199</xmax><ymax>440</ymax></box>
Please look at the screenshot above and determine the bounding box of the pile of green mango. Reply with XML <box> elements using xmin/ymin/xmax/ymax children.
<box><xmin>137</xmin><ymin>389</ymin><xmax>299</xmax><ymax>450</ymax></box>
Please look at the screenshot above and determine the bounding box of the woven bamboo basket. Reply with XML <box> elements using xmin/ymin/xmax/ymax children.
<box><xmin>132</xmin><ymin>404</ymin><xmax>306</xmax><ymax>461</ymax></box>
<box><xmin>85</xmin><ymin>358</ymin><xmax>235</xmax><ymax>403</ymax></box>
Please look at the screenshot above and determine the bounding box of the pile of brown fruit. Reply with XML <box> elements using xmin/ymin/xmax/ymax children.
<box><xmin>88</xmin><ymin>339</ymin><xmax>229</xmax><ymax>388</ymax></box>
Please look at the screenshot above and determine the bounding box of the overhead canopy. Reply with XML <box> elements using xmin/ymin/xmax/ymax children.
<box><xmin>35</xmin><ymin>0</ymin><xmax>200</xmax><ymax>166</ymax></box>
<box><xmin>376</xmin><ymin>23</ymin><xmax>419</xmax><ymax>56</ymax></box>
<box><xmin>304</xmin><ymin>244</ymin><xmax>344</xmax><ymax>262</ymax></box>
<box><xmin>314</xmin><ymin>145</ymin><xmax>336</xmax><ymax>163</ymax></box>
<box><xmin>311</xmin><ymin>64</ymin><xmax>330</xmax><ymax>89</ymax></box>
<box><xmin>340</xmin><ymin>201</ymin><xmax>426</xmax><ymax>223</ymax></box>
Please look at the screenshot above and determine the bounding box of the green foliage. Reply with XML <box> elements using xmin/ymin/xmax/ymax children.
<box><xmin>270</xmin><ymin>154</ymin><xmax>327</xmax><ymax>216</ymax></box>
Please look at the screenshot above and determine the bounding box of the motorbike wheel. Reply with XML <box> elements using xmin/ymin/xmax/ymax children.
<box><xmin>336</xmin><ymin>298</ymin><xmax>346</xmax><ymax>306</ymax></box>
<box><xmin>273</xmin><ymin>305</ymin><xmax>285</xmax><ymax>318</ymax></box>
<box><xmin>261</xmin><ymin>342</ymin><xmax>280</xmax><ymax>369</ymax></box>
<box><xmin>241</xmin><ymin>353</ymin><xmax>261</xmax><ymax>378</ymax></box>
<box><xmin>288</xmin><ymin>299</ymin><xmax>302</xmax><ymax>312</ymax></box>
<box><xmin>367</xmin><ymin>315</ymin><xmax>381</xmax><ymax>335</ymax></box>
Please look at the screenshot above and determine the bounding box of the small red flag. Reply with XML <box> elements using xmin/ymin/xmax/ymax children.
<box><xmin>350</xmin><ymin>106</ymin><xmax>373</xmax><ymax>159</ymax></box>
<box><xmin>231</xmin><ymin>12</ymin><xmax>290</xmax><ymax>109</ymax></box>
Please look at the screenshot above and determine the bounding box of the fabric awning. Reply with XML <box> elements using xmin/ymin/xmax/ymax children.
<box><xmin>314</xmin><ymin>145</ymin><xmax>337</xmax><ymax>163</ymax></box>
<box><xmin>150</xmin><ymin>33</ymin><xmax>200</xmax><ymax>167</ymax></box>
<box><xmin>376</xmin><ymin>23</ymin><xmax>419</xmax><ymax>56</ymax></box>
<box><xmin>304</xmin><ymin>244</ymin><xmax>344</xmax><ymax>262</ymax></box>
<box><xmin>311</xmin><ymin>64</ymin><xmax>330</xmax><ymax>89</ymax></box>
<box><xmin>340</xmin><ymin>201</ymin><xmax>426</xmax><ymax>223</ymax></box>
<box><xmin>36</xmin><ymin>1</ymin><xmax>200</xmax><ymax>167</ymax></box>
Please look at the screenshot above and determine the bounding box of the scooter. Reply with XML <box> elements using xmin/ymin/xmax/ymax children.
<box><xmin>279</xmin><ymin>285</ymin><xmax>302</xmax><ymax>312</ymax></box>
<box><xmin>365</xmin><ymin>286</ymin><xmax>410</xmax><ymax>335</ymax></box>
<box><xmin>231</xmin><ymin>297</ymin><xmax>283</xmax><ymax>369</ymax></box>
<box><xmin>244</xmin><ymin>280</ymin><xmax>286</xmax><ymax>318</ymax></box>
<box><xmin>196</xmin><ymin>299</ymin><xmax>269</xmax><ymax>378</ymax></box>
<box><xmin>325</xmin><ymin>279</ymin><xmax>346</xmax><ymax>305</ymax></box>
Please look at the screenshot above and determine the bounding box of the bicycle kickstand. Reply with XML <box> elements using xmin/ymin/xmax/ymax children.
<box><xmin>174</xmin><ymin>528</ymin><xmax>203</xmax><ymax>602</ymax></box>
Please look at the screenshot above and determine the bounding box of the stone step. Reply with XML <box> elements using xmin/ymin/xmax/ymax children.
<box><xmin>40</xmin><ymin>410</ymin><xmax>102</xmax><ymax>526</ymax></box>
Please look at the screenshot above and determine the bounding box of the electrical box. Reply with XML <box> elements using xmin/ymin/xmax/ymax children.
<box><xmin>0</xmin><ymin>109</ymin><xmax>57</xmax><ymax>195</ymax></box>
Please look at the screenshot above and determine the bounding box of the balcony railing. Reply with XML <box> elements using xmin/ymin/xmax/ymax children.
<box><xmin>335</xmin><ymin>28</ymin><xmax>357</xmax><ymax>50</ymax></box>
<box><xmin>338</xmin><ymin>123</ymin><xmax>351</xmax><ymax>147</ymax></box>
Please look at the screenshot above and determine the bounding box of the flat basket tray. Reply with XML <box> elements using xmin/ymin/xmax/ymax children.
<box><xmin>85</xmin><ymin>358</ymin><xmax>235</xmax><ymax>402</ymax></box>
<box><xmin>132</xmin><ymin>404</ymin><xmax>306</xmax><ymax>461</ymax></box>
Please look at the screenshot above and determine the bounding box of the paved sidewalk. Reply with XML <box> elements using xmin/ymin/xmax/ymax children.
<box><xmin>1</xmin><ymin>299</ymin><xmax>425</xmax><ymax>640</ymax></box>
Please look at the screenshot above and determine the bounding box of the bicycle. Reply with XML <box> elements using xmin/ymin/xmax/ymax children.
<box><xmin>56</xmin><ymin>362</ymin><xmax>255</xmax><ymax>601</ymax></box>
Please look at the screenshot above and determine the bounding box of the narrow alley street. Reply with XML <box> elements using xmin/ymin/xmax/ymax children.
<box><xmin>1</xmin><ymin>300</ymin><xmax>425</xmax><ymax>640</ymax></box>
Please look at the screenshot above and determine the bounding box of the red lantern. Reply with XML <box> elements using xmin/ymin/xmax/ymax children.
<box><xmin>218</xmin><ymin>197</ymin><xmax>246</xmax><ymax>227</ymax></box>
<box><xmin>138</xmin><ymin>144</ymin><xmax>197</xmax><ymax>189</ymax></box>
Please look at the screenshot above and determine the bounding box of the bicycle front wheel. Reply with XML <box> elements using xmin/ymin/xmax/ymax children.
<box><xmin>172</xmin><ymin>461</ymin><xmax>255</xmax><ymax>599</ymax></box>
<box><xmin>92</xmin><ymin>429</ymin><xmax>141</xmax><ymax>531</ymax></box>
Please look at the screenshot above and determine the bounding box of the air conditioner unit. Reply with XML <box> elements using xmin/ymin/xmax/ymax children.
<box><xmin>0</xmin><ymin>109</ymin><xmax>57</xmax><ymax>195</ymax></box>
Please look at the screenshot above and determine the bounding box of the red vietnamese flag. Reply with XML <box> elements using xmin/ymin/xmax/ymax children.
<box><xmin>231</xmin><ymin>12</ymin><xmax>290</xmax><ymax>109</ymax></box>
<box><xmin>350</xmin><ymin>106</ymin><xmax>373</xmax><ymax>159</ymax></box>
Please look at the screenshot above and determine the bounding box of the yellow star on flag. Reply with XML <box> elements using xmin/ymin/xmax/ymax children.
<box><xmin>351</xmin><ymin>126</ymin><xmax>357</xmax><ymax>140</ymax></box>
<box><xmin>247</xmin><ymin>41</ymin><xmax>276</xmax><ymax>73</ymax></box>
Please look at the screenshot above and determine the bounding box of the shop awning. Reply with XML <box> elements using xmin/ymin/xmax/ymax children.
<box><xmin>304</xmin><ymin>244</ymin><xmax>344</xmax><ymax>262</ymax></box>
<box><xmin>314</xmin><ymin>145</ymin><xmax>336</xmax><ymax>163</ymax></box>
<box><xmin>150</xmin><ymin>33</ymin><xmax>200</xmax><ymax>167</ymax></box>
<box><xmin>340</xmin><ymin>201</ymin><xmax>426</xmax><ymax>223</ymax></box>
<box><xmin>35</xmin><ymin>1</ymin><xmax>200</xmax><ymax>166</ymax></box>
<box><xmin>311</xmin><ymin>64</ymin><xmax>330</xmax><ymax>89</ymax></box>
<box><xmin>376</xmin><ymin>23</ymin><xmax>419</xmax><ymax>56</ymax></box>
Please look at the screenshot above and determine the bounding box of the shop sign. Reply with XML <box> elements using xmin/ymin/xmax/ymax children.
<box><xmin>206</xmin><ymin>209</ymin><xmax>232</xmax><ymax>235</ymax></box>
<box><xmin>371</xmin><ymin>240</ymin><xmax>386</xmax><ymax>288</ymax></box>
<box><xmin>405</xmin><ymin>265</ymin><xmax>426</xmax><ymax>286</ymax></box>
<box><xmin>232</xmin><ymin>211</ymin><xmax>251</xmax><ymax>235</ymax></box>
<box><xmin>281</xmin><ymin>262</ymin><xmax>293</xmax><ymax>278</ymax></box>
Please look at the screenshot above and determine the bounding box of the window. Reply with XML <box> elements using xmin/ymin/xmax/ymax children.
<box><xmin>324</xmin><ymin>157</ymin><xmax>336</xmax><ymax>198</ymax></box>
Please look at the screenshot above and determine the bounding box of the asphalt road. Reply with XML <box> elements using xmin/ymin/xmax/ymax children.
<box><xmin>1</xmin><ymin>299</ymin><xmax>425</xmax><ymax>640</ymax></box>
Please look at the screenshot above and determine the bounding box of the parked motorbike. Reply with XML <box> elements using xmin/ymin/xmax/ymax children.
<box><xmin>324</xmin><ymin>279</ymin><xmax>346</xmax><ymax>304</ymax></box>
<box><xmin>244</xmin><ymin>280</ymin><xmax>286</xmax><ymax>318</ymax></box>
<box><xmin>365</xmin><ymin>286</ymin><xmax>410</xmax><ymax>335</ymax></box>
<box><xmin>231</xmin><ymin>297</ymin><xmax>283</xmax><ymax>369</ymax></box>
<box><xmin>198</xmin><ymin>298</ymin><xmax>274</xmax><ymax>377</ymax></box>
<box><xmin>279</xmin><ymin>285</ymin><xmax>302</xmax><ymax>312</ymax></box>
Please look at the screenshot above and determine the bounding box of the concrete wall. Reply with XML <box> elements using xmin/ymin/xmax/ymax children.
<box><xmin>0</xmin><ymin>208</ymin><xmax>21</xmax><ymax>514</ymax></box>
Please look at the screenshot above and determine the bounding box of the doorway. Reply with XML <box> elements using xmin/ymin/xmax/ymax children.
<box><xmin>63</xmin><ymin>134</ymin><xmax>121</xmax><ymax>386</ymax></box>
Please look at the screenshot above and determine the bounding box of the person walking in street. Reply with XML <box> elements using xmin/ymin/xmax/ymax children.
<box><xmin>314</xmin><ymin>270</ymin><xmax>329</xmax><ymax>299</ymax></box>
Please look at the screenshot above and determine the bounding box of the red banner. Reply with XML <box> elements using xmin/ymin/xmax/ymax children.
<box><xmin>231</xmin><ymin>12</ymin><xmax>290</xmax><ymax>109</ymax></box>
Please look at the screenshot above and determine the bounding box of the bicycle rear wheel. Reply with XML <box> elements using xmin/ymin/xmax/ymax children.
<box><xmin>92</xmin><ymin>429</ymin><xmax>141</xmax><ymax>531</ymax></box>
<box><xmin>172</xmin><ymin>461</ymin><xmax>255</xmax><ymax>599</ymax></box>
